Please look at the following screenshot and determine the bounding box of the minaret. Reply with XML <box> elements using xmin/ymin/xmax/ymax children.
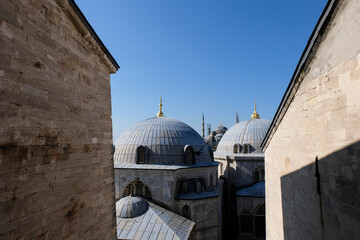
<box><xmin>157</xmin><ymin>97</ymin><xmax>164</xmax><ymax>117</ymax></box>
<box><xmin>236</xmin><ymin>112</ymin><xmax>239</xmax><ymax>124</ymax></box>
<box><xmin>202</xmin><ymin>113</ymin><xmax>205</xmax><ymax>139</ymax></box>
<box><xmin>251</xmin><ymin>101</ymin><xmax>260</xmax><ymax>119</ymax></box>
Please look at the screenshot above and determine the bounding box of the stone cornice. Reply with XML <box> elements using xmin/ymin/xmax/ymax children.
<box><xmin>55</xmin><ymin>0</ymin><xmax>119</xmax><ymax>73</ymax></box>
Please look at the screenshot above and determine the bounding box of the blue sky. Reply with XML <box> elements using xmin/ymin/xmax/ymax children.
<box><xmin>75</xmin><ymin>0</ymin><xmax>327</xmax><ymax>141</ymax></box>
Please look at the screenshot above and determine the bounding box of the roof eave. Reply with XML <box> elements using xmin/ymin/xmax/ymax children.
<box><xmin>55</xmin><ymin>0</ymin><xmax>120</xmax><ymax>73</ymax></box>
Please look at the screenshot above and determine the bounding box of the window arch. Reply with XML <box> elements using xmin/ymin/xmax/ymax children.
<box><xmin>196</xmin><ymin>181</ymin><xmax>202</xmax><ymax>193</ymax></box>
<box><xmin>253</xmin><ymin>166</ymin><xmax>265</xmax><ymax>182</ymax></box>
<box><xmin>182</xmin><ymin>205</ymin><xmax>191</xmax><ymax>220</ymax></box>
<box><xmin>136</xmin><ymin>146</ymin><xmax>146</xmax><ymax>164</ymax></box>
<box><xmin>233</xmin><ymin>144</ymin><xmax>242</xmax><ymax>153</ymax></box>
<box><xmin>123</xmin><ymin>180</ymin><xmax>152</xmax><ymax>200</ymax></box>
<box><xmin>184</xmin><ymin>145</ymin><xmax>195</xmax><ymax>165</ymax></box>
<box><xmin>181</xmin><ymin>181</ymin><xmax>188</xmax><ymax>194</ymax></box>
<box><xmin>242</xmin><ymin>144</ymin><xmax>250</xmax><ymax>154</ymax></box>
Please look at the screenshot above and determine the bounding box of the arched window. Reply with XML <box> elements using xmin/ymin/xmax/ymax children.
<box><xmin>253</xmin><ymin>166</ymin><xmax>265</xmax><ymax>183</ymax></box>
<box><xmin>233</xmin><ymin>144</ymin><xmax>237</xmax><ymax>153</ymax></box>
<box><xmin>123</xmin><ymin>180</ymin><xmax>152</xmax><ymax>200</ymax></box>
<box><xmin>210</xmin><ymin>174</ymin><xmax>214</xmax><ymax>187</ymax></box>
<box><xmin>196</xmin><ymin>181</ymin><xmax>202</xmax><ymax>193</ymax></box>
<box><xmin>184</xmin><ymin>145</ymin><xmax>195</xmax><ymax>165</ymax></box>
<box><xmin>233</xmin><ymin>144</ymin><xmax>242</xmax><ymax>153</ymax></box>
<box><xmin>181</xmin><ymin>181</ymin><xmax>188</xmax><ymax>194</ymax></box>
<box><xmin>136</xmin><ymin>146</ymin><xmax>146</xmax><ymax>164</ymax></box>
<box><xmin>182</xmin><ymin>205</ymin><xmax>191</xmax><ymax>220</ymax></box>
<box><xmin>242</xmin><ymin>144</ymin><xmax>249</xmax><ymax>154</ymax></box>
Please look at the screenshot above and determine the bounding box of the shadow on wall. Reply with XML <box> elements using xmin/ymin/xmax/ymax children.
<box><xmin>222</xmin><ymin>158</ymin><xmax>239</xmax><ymax>240</ymax></box>
<box><xmin>281</xmin><ymin>141</ymin><xmax>360</xmax><ymax>240</ymax></box>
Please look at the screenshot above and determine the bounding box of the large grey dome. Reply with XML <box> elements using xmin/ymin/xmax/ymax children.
<box><xmin>215</xmin><ymin>118</ymin><xmax>271</xmax><ymax>156</ymax></box>
<box><xmin>116</xmin><ymin>196</ymin><xmax>149</xmax><ymax>218</ymax></box>
<box><xmin>114</xmin><ymin>117</ymin><xmax>213</xmax><ymax>165</ymax></box>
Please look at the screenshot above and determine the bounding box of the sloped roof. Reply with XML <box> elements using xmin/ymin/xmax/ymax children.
<box><xmin>237</xmin><ymin>182</ymin><xmax>265</xmax><ymax>198</ymax></box>
<box><xmin>261</xmin><ymin>0</ymin><xmax>339</xmax><ymax>150</ymax></box>
<box><xmin>116</xmin><ymin>197</ymin><xmax>195</xmax><ymax>240</ymax></box>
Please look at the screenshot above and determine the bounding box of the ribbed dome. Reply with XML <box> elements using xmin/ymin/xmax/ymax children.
<box><xmin>215</xmin><ymin>118</ymin><xmax>270</xmax><ymax>156</ymax></box>
<box><xmin>214</xmin><ymin>124</ymin><xmax>228</xmax><ymax>134</ymax></box>
<box><xmin>114</xmin><ymin>117</ymin><xmax>213</xmax><ymax>165</ymax></box>
<box><xmin>116</xmin><ymin>196</ymin><xmax>149</xmax><ymax>218</ymax></box>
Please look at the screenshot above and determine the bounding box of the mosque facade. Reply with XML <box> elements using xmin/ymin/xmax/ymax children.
<box><xmin>113</xmin><ymin>98</ymin><xmax>222</xmax><ymax>240</ymax></box>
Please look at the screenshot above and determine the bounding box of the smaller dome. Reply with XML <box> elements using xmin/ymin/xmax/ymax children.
<box><xmin>215</xmin><ymin>118</ymin><xmax>270</xmax><ymax>155</ymax></box>
<box><xmin>214</xmin><ymin>124</ymin><xmax>228</xmax><ymax>134</ymax></box>
<box><xmin>116</xmin><ymin>196</ymin><xmax>149</xmax><ymax>218</ymax></box>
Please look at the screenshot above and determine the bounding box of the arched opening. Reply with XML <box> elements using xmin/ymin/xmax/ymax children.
<box><xmin>255</xmin><ymin>204</ymin><xmax>265</xmax><ymax>237</ymax></box>
<box><xmin>196</xmin><ymin>181</ymin><xmax>202</xmax><ymax>193</ymax></box>
<box><xmin>182</xmin><ymin>205</ymin><xmax>191</xmax><ymax>220</ymax></box>
<box><xmin>242</xmin><ymin>144</ymin><xmax>249</xmax><ymax>154</ymax></box>
<box><xmin>136</xmin><ymin>146</ymin><xmax>146</xmax><ymax>164</ymax></box>
<box><xmin>233</xmin><ymin>144</ymin><xmax>242</xmax><ymax>153</ymax></box>
<box><xmin>184</xmin><ymin>145</ymin><xmax>195</xmax><ymax>165</ymax></box>
<box><xmin>123</xmin><ymin>180</ymin><xmax>152</xmax><ymax>200</ymax></box>
<box><xmin>181</xmin><ymin>181</ymin><xmax>188</xmax><ymax>194</ymax></box>
<box><xmin>210</xmin><ymin>174</ymin><xmax>214</xmax><ymax>187</ymax></box>
<box><xmin>253</xmin><ymin>166</ymin><xmax>265</xmax><ymax>183</ymax></box>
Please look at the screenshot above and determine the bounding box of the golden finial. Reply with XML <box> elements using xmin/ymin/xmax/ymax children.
<box><xmin>251</xmin><ymin>101</ymin><xmax>260</xmax><ymax>119</ymax></box>
<box><xmin>157</xmin><ymin>96</ymin><xmax>164</xmax><ymax>117</ymax></box>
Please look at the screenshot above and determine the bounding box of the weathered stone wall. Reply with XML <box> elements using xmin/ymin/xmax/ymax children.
<box><xmin>0</xmin><ymin>0</ymin><xmax>116</xmax><ymax>239</ymax></box>
<box><xmin>115</xmin><ymin>168</ymin><xmax>176</xmax><ymax>208</ymax></box>
<box><xmin>235</xmin><ymin>159</ymin><xmax>263</xmax><ymax>188</ymax></box>
<box><xmin>176</xmin><ymin>197</ymin><xmax>220</xmax><ymax>240</ymax></box>
<box><xmin>265</xmin><ymin>0</ymin><xmax>360</xmax><ymax>239</ymax></box>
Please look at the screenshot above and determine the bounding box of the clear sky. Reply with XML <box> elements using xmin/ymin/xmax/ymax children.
<box><xmin>75</xmin><ymin>0</ymin><xmax>327</xmax><ymax>141</ymax></box>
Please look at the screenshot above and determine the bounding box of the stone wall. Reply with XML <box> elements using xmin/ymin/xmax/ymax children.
<box><xmin>264</xmin><ymin>0</ymin><xmax>360</xmax><ymax>239</ymax></box>
<box><xmin>176</xmin><ymin>197</ymin><xmax>220</xmax><ymax>240</ymax></box>
<box><xmin>0</xmin><ymin>0</ymin><xmax>117</xmax><ymax>239</ymax></box>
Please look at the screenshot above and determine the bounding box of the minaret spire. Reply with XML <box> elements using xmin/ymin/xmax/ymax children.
<box><xmin>202</xmin><ymin>113</ymin><xmax>205</xmax><ymax>139</ymax></box>
<box><xmin>236</xmin><ymin>112</ymin><xmax>239</xmax><ymax>124</ymax></box>
<box><xmin>251</xmin><ymin>101</ymin><xmax>260</xmax><ymax>119</ymax></box>
<box><xmin>157</xmin><ymin>96</ymin><xmax>164</xmax><ymax>117</ymax></box>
